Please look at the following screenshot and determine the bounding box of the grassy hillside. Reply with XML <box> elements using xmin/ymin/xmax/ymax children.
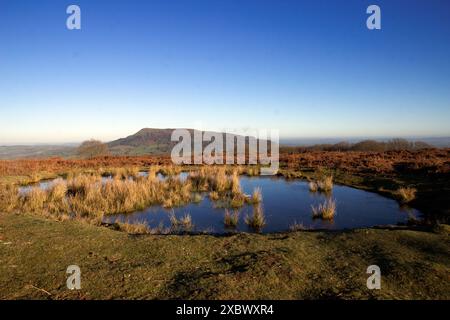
<box><xmin>107</xmin><ymin>128</ymin><xmax>273</xmax><ymax>156</ymax></box>
<box><xmin>108</xmin><ymin>128</ymin><xmax>176</xmax><ymax>155</ymax></box>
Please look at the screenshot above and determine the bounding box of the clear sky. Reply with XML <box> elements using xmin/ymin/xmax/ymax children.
<box><xmin>1</xmin><ymin>0</ymin><xmax>449</xmax><ymax>144</ymax></box>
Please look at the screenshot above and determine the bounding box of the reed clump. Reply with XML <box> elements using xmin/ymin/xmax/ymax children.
<box><xmin>116</xmin><ymin>221</ymin><xmax>150</xmax><ymax>235</ymax></box>
<box><xmin>191</xmin><ymin>193</ymin><xmax>203</xmax><ymax>203</ymax></box>
<box><xmin>180</xmin><ymin>213</ymin><xmax>193</xmax><ymax>230</ymax></box>
<box><xmin>22</xmin><ymin>187</ymin><xmax>47</xmax><ymax>213</ymax></box>
<box><xmin>0</xmin><ymin>184</ymin><xmax>19</xmax><ymax>212</ymax></box>
<box><xmin>67</xmin><ymin>174</ymin><xmax>102</xmax><ymax>197</ymax></box>
<box><xmin>162</xmin><ymin>178</ymin><xmax>193</xmax><ymax>208</ymax></box>
<box><xmin>309</xmin><ymin>175</ymin><xmax>333</xmax><ymax>193</ymax></box>
<box><xmin>209</xmin><ymin>191</ymin><xmax>219</xmax><ymax>201</ymax></box>
<box><xmin>308</xmin><ymin>181</ymin><xmax>318</xmax><ymax>192</ymax></box>
<box><xmin>318</xmin><ymin>175</ymin><xmax>333</xmax><ymax>192</ymax></box>
<box><xmin>169</xmin><ymin>212</ymin><xmax>194</xmax><ymax>233</ymax></box>
<box><xmin>159</xmin><ymin>165</ymin><xmax>181</xmax><ymax>177</ymax></box>
<box><xmin>48</xmin><ymin>178</ymin><xmax>67</xmax><ymax>200</ymax></box>
<box><xmin>245</xmin><ymin>166</ymin><xmax>260</xmax><ymax>176</ymax></box>
<box><xmin>224</xmin><ymin>210</ymin><xmax>239</xmax><ymax>228</ymax></box>
<box><xmin>188</xmin><ymin>167</ymin><xmax>248</xmax><ymax>208</ymax></box>
<box><xmin>311</xmin><ymin>198</ymin><xmax>336</xmax><ymax>220</ymax></box>
<box><xmin>245</xmin><ymin>204</ymin><xmax>266</xmax><ymax>232</ymax></box>
<box><xmin>148</xmin><ymin>222</ymin><xmax>171</xmax><ymax>235</ymax></box>
<box><xmin>97</xmin><ymin>166</ymin><xmax>141</xmax><ymax>179</ymax></box>
<box><xmin>248</xmin><ymin>187</ymin><xmax>262</xmax><ymax>204</ymax></box>
<box><xmin>230</xmin><ymin>193</ymin><xmax>246</xmax><ymax>208</ymax></box>
<box><xmin>230</xmin><ymin>171</ymin><xmax>242</xmax><ymax>196</ymax></box>
<box><xmin>47</xmin><ymin>179</ymin><xmax>69</xmax><ymax>214</ymax></box>
<box><xmin>289</xmin><ymin>221</ymin><xmax>306</xmax><ymax>231</ymax></box>
<box><xmin>188</xmin><ymin>168</ymin><xmax>211</xmax><ymax>192</ymax></box>
<box><xmin>395</xmin><ymin>187</ymin><xmax>417</xmax><ymax>204</ymax></box>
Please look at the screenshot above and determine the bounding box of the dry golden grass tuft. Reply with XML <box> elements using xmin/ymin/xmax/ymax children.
<box><xmin>22</xmin><ymin>187</ymin><xmax>47</xmax><ymax>213</ymax></box>
<box><xmin>249</xmin><ymin>187</ymin><xmax>263</xmax><ymax>204</ymax></box>
<box><xmin>188</xmin><ymin>166</ymin><xmax>248</xmax><ymax>208</ymax></box>
<box><xmin>209</xmin><ymin>191</ymin><xmax>219</xmax><ymax>201</ymax></box>
<box><xmin>317</xmin><ymin>175</ymin><xmax>334</xmax><ymax>192</ymax></box>
<box><xmin>308</xmin><ymin>181</ymin><xmax>318</xmax><ymax>192</ymax></box>
<box><xmin>0</xmin><ymin>184</ymin><xmax>19</xmax><ymax>212</ymax></box>
<box><xmin>116</xmin><ymin>221</ymin><xmax>150</xmax><ymax>235</ymax></box>
<box><xmin>289</xmin><ymin>221</ymin><xmax>306</xmax><ymax>231</ymax></box>
<box><xmin>311</xmin><ymin>198</ymin><xmax>336</xmax><ymax>220</ymax></box>
<box><xmin>245</xmin><ymin>166</ymin><xmax>260</xmax><ymax>176</ymax></box>
<box><xmin>159</xmin><ymin>165</ymin><xmax>181</xmax><ymax>177</ymax></box>
<box><xmin>396</xmin><ymin>187</ymin><xmax>417</xmax><ymax>203</ymax></box>
<box><xmin>245</xmin><ymin>204</ymin><xmax>266</xmax><ymax>232</ymax></box>
<box><xmin>191</xmin><ymin>193</ymin><xmax>203</xmax><ymax>203</ymax></box>
<box><xmin>169</xmin><ymin>211</ymin><xmax>194</xmax><ymax>233</ymax></box>
<box><xmin>230</xmin><ymin>171</ymin><xmax>242</xmax><ymax>196</ymax></box>
<box><xmin>309</xmin><ymin>175</ymin><xmax>334</xmax><ymax>193</ymax></box>
<box><xmin>224</xmin><ymin>210</ymin><xmax>239</xmax><ymax>228</ymax></box>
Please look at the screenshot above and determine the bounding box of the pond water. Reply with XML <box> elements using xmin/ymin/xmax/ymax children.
<box><xmin>18</xmin><ymin>173</ymin><xmax>166</xmax><ymax>194</ymax></box>
<box><xmin>18</xmin><ymin>173</ymin><xmax>420</xmax><ymax>233</ymax></box>
<box><xmin>101</xmin><ymin>174</ymin><xmax>420</xmax><ymax>233</ymax></box>
<box><xmin>19</xmin><ymin>179</ymin><xmax>55</xmax><ymax>194</ymax></box>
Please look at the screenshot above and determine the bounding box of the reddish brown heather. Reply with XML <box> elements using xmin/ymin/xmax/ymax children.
<box><xmin>280</xmin><ymin>149</ymin><xmax>450</xmax><ymax>174</ymax></box>
<box><xmin>0</xmin><ymin>156</ymin><xmax>171</xmax><ymax>177</ymax></box>
<box><xmin>0</xmin><ymin>149</ymin><xmax>449</xmax><ymax>178</ymax></box>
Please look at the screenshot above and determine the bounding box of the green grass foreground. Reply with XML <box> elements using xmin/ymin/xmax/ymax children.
<box><xmin>1</xmin><ymin>213</ymin><xmax>449</xmax><ymax>300</ymax></box>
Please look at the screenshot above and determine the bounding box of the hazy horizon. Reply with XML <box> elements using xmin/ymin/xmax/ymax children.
<box><xmin>2</xmin><ymin>132</ymin><xmax>450</xmax><ymax>146</ymax></box>
<box><xmin>1</xmin><ymin>128</ymin><xmax>449</xmax><ymax>147</ymax></box>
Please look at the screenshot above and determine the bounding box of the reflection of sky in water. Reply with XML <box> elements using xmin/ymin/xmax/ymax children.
<box><xmin>19</xmin><ymin>172</ymin><xmax>168</xmax><ymax>194</ymax></box>
<box><xmin>19</xmin><ymin>180</ymin><xmax>54</xmax><ymax>195</ymax></box>
<box><xmin>18</xmin><ymin>172</ymin><xmax>422</xmax><ymax>233</ymax></box>
<box><xmin>103</xmin><ymin>175</ymin><xmax>421</xmax><ymax>233</ymax></box>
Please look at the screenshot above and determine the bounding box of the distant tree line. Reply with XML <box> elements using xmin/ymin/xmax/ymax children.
<box><xmin>280</xmin><ymin>138</ymin><xmax>433</xmax><ymax>153</ymax></box>
<box><xmin>77</xmin><ymin>139</ymin><xmax>110</xmax><ymax>158</ymax></box>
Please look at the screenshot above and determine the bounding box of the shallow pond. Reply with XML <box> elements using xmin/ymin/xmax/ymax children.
<box><xmin>18</xmin><ymin>172</ymin><xmax>166</xmax><ymax>194</ymax></box>
<box><xmin>19</xmin><ymin>180</ymin><xmax>56</xmax><ymax>194</ymax></box>
<box><xmin>101</xmin><ymin>174</ymin><xmax>420</xmax><ymax>233</ymax></box>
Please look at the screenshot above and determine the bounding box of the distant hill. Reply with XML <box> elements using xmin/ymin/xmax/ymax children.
<box><xmin>107</xmin><ymin>128</ymin><xmax>271</xmax><ymax>156</ymax></box>
<box><xmin>108</xmin><ymin>128</ymin><xmax>177</xmax><ymax>155</ymax></box>
<box><xmin>0</xmin><ymin>129</ymin><xmax>271</xmax><ymax>159</ymax></box>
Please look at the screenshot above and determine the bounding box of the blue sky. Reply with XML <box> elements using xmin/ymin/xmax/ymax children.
<box><xmin>1</xmin><ymin>0</ymin><xmax>449</xmax><ymax>144</ymax></box>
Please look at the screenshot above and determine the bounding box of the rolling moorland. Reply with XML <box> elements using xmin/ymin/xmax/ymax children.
<box><xmin>0</xmin><ymin>131</ymin><xmax>449</xmax><ymax>299</ymax></box>
<box><xmin>0</xmin><ymin>128</ymin><xmax>272</xmax><ymax>159</ymax></box>
<box><xmin>1</xmin><ymin>128</ymin><xmax>450</xmax><ymax>159</ymax></box>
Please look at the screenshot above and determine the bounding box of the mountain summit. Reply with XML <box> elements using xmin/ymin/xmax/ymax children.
<box><xmin>107</xmin><ymin>128</ymin><xmax>270</xmax><ymax>156</ymax></box>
